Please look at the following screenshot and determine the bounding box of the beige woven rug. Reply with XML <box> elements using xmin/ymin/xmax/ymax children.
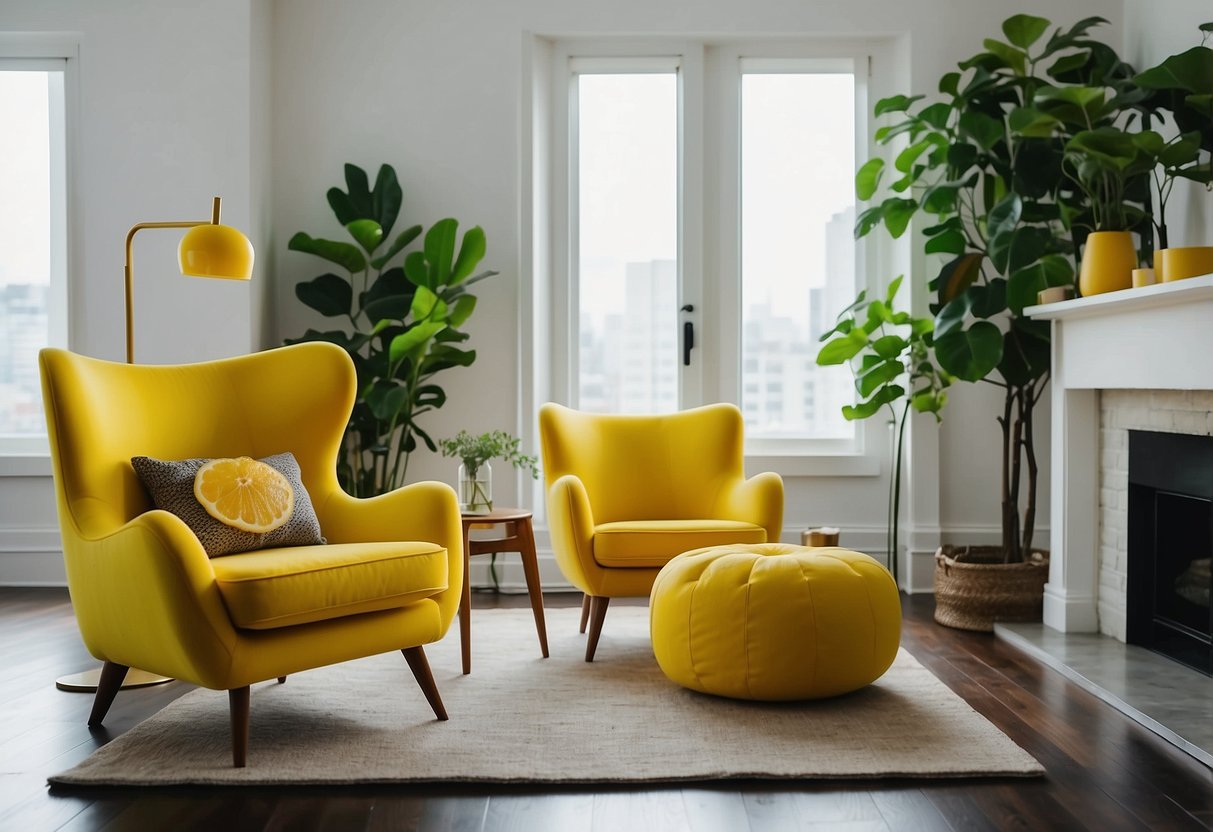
<box><xmin>51</xmin><ymin>606</ymin><xmax>1042</xmax><ymax>785</ymax></box>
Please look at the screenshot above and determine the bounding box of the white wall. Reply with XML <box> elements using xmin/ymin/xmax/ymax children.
<box><xmin>4</xmin><ymin>0</ymin><xmax>1142</xmax><ymax>586</ymax></box>
<box><xmin>0</xmin><ymin>0</ymin><xmax>267</xmax><ymax>583</ymax></box>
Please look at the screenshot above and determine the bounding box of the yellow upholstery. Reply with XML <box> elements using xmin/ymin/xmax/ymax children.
<box><xmin>650</xmin><ymin>543</ymin><xmax>901</xmax><ymax>700</ymax></box>
<box><xmin>211</xmin><ymin>542</ymin><xmax>448</xmax><ymax>630</ymax></box>
<box><xmin>539</xmin><ymin>402</ymin><xmax>783</xmax><ymax>658</ymax></box>
<box><xmin>38</xmin><ymin>343</ymin><xmax>464</xmax><ymax>692</ymax></box>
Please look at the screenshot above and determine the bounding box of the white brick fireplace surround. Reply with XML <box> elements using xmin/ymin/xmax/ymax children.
<box><xmin>1027</xmin><ymin>274</ymin><xmax>1213</xmax><ymax>637</ymax></box>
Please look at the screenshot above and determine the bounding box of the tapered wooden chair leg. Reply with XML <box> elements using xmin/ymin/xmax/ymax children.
<box><xmin>579</xmin><ymin>594</ymin><xmax>591</xmax><ymax>634</ymax></box>
<box><xmin>277</xmin><ymin>676</ymin><xmax>286</xmax><ymax>684</ymax></box>
<box><xmin>229</xmin><ymin>686</ymin><xmax>250</xmax><ymax>768</ymax></box>
<box><xmin>402</xmin><ymin>646</ymin><xmax>448</xmax><ymax>721</ymax></box>
<box><xmin>585</xmin><ymin>596</ymin><xmax>610</xmax><ymax>662</ymax></box>
<box><xmin>87</xmin><ymin>662</ymin><xmax>129</xmax><ymax>726</ymax></box>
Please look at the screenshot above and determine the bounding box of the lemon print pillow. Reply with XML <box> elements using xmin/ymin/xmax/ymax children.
<box><xmin>132</xmin><ymin>452</ymin><xmax>324</xmax><ymax>557</ymax></box>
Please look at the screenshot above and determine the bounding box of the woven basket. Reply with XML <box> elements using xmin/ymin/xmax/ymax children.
<box><xmin>933</xmin><ymin>545</ymin><xmax>1049</xmax><ymax>632</ymax></box>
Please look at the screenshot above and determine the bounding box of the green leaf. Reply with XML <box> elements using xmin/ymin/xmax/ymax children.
<box><xmin>450</xmin><ymin>226</ymin><xmax>487</xmax><ymax>285</ymax></box>
<box><xmin>1033</xmin><ymin>86</ymin><xmax>1109</xmax><ymax>127</ymax></box>
<box><xmin>1046</xmin><ymin>51</ymin><xmax>1090</xmax><ymax>81</ymax></box>
<box><xmin>881</xmin><ymin>198</ymin><xmax>918</xmax><ymax>238</ymax></box>
<box><xmin>856</xmin><ymin>158</ymin><xmax>885</xmax><ymax>200</ymax></box>
<box><xmin>816</xmin><ymin>329</ymin><xmax>870</xmax><ymax>365</ymax></box>
<box><xmin>938</xmin><ymin>72</ymin><xmax>961</xmax><ymax>97</ymax></box>
<box><xmin>874</xmin><ymin>94</ymin><xmax>924</xmax><ymax>116</ymax></box>
<box><xmin>1002</xmin><ymin>14</ymin><xmax>1050</xmax><ymax>49</ymax></box>
<box><xmin>958</xmin><ymin>111</ymin><xmax>1003</xmax><ymax>151</ymax></box>
<box><xmin>326</xmin><ymin>186</ymin><xmax>357</xmax><ymax>227</ymax></box>
<box><xmin>858</xmin><ymin>358</ymin><xmax>904</xmax><ymax>397</ymax></box>
<box><xmin>842</xmin><ymin>385</ymin><xmax>904</xmax><ymax>421</ymax></box>
<box><xmin>343</xmin><ymin>164</ymin><xmax>373</xmax><ymax>217</ymax></box>
<box><xmin>925</xmin><ymin>229</ymin><xmax>966</xmax><ymax>255</ymax></box>
<box><xmin>288</xmin><ymin>232</ymin><xmax>367</xmax><ymax>274</ymax></box>
<box><xmin>389</xmin><ymin>321</ymin><xmax>446</xmax><ymax>365</ymax></box>
<box><xmin>918</xmin><ymin>103</ymin><xmax>953</xmax><ymax>129</ymax></box>
<box><xmin>854</xmin><ymin>205</ymin><xmax>885</xmax><ymax>238</ymax></box>
<box><xmin>1008</xmin><ymin>106</ymin><xmax>1060</xmax><ymax>138</ymax></box>
<box><xmin>895</xmin><ymin>139</ymin><xmax>936</xmax><ymax>173</ymax></box>
<box><xmin>362</xmin><ymin>266</ymin><xmax>413</xmax><ymax>322</ymax></box>
<box><xmin>934</xmin><ymin>322</ymin><xmax>1004</xmax><ymax>381</ymax></box>
<box><xmin>988</xmin><ymin>193</ymin><xmax>1023</xmax><ymax>239</ymax></box>
<box><xmin>946</xmin><ymin>142</ymin><xmax>978</xmax><ymax>173</ymax></box>
<box><xmin>935</xmin><ymin>253</ymin><xmax>985</xmax><ymax>304</ymax></box>
<box><xmin>1007</xmin><ymin>263</ymin><xmax>1048</xmax><ymax>315</ymax></box>
<box><xmin>366</xmin><ymin>381</ymin><xmax>409</xmax><ymax>421</ymax></box>
<box><xmin>347</xmin><ymin>219</ymin><xmax>383</xmax><ymax>254</ymax></box>
<box><xmin>370</xmin><ymin>164</ymin><xmax>402</xmax><ymax>239</ymax></box>
<box><xmin>448</xmin><ymin>295</ymin><xmax>477</xmax><ymax>327</ymax></box>
<box><xmin>884</xmin><ymin>275</ymin><xmax>904</xmax><ymax>305</ymax></box>
<box><xmin>403</xmin><ymin>250</ymin><xmax>431</xmax><ymax>289</ymax></box>
<box><xmin>1134</xmin><ymin>46</ymin><xmax>1213</xmax><ymax>94</ymax></box>
<box><xmin>370</xmin><ymin>224</ymin><xmax>423</xmax><ymax>270</ymax></box>
<box><xmin>982</xmin><ymin>39</ymin><xmax>1026</xmax><ymax>75</ymax></box>
<box><xmin>411</xmin><ymin>285</ymin><xmax>440</xmax><ymax>321</ymax></box>
<box><xmin>295</xmin><ymin>273</ymin><xmax>352</xmax><ymax>318</ymax></box>
<box><xmin>872</xmin><ymin>335</ymin><xmax>909</xmax><ymax>359</ymax></box>
<box><xmin>424</xmin><ymin>219</ymin><xmax>458</xmax><ymax>287</ymax></box>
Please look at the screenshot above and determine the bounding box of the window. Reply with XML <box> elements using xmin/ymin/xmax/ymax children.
<box><xmin>0</xmin><ymin>53</ymin><xmax>69</xmax><ymax>455</ymax></box>
<box><xmin>547</xmin><ymin>40</ymin><xmax>873</xmax><ymax>463</ymax></box>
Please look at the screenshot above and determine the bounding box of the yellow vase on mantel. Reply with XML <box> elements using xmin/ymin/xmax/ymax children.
<box><xmin>1155</xmin><ymin>246</ymin><xmax>1213</xmax><ymax>283</ymax></box>
<box><xmin>1079</xmin><ymin>230</ymin><xmax>1136</xmax><ymax>297</ymax></box>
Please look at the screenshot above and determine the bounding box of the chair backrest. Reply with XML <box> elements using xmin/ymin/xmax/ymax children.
<box><xmin>538</xmin><ymin>403</ymin><xmax>746</xmax><ymax>523</ymax></box>
<box><xmin>39</xmin><ymin>342</ymin><xmax>353</xmax><ymax>537</ymax></box>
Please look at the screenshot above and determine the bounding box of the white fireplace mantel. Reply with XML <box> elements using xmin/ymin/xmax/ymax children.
<box><xmin>1026</xmin><ymin>273</ymin><xmax>1213</xmax><ymax>632</ymax></box>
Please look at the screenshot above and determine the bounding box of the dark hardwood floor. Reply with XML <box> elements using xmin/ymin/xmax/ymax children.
<box><xmin>1</xmin><ymin>587</ymin><xmax>1211</xmax><ymax>831</ymax></box>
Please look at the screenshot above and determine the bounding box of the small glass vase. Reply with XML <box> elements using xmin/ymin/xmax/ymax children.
<box><xmin>458</xmin><ymin>461</ymin><xmax>492</xmax><ymax>514</ymax></box>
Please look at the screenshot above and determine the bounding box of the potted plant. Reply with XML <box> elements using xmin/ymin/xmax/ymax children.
<box><xmin>439</xmin><ymin>430</ymin><xmax>539</xmax><ymax>591</ymax></box>
<box><xmin>834</xmin><ymin>14</ymin><xmax>1143</xmax><ymax>630</ymax></box>
<box><xmin>1060</xmin><ymin>126</ymin><xmax>1153</xmax><ymax>294</ymax></box>
<box><xmin>286</xmin><ymin>163</ymin><xmax>498</xmax><ymax>497</ymax></box>
<box><xmin>439</xmin><ymin>429</ymin><xmax>539</xmax><ymax>514</ymax></box>
<box><xmin>1134</xmin><ymin>23</ymin><xmax>1213</xmax><ymax>281</ymax></box>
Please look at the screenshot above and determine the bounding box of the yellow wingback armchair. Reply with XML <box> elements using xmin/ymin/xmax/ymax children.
<box><xmin>39</xmin><ymin>342</ymin><xmax>463</xmax><ymax>767</ymax></box>
<box><xmin>538</xmin><ymin>402</ymin><xmax>783</xmax><ymax>660</ymax></box>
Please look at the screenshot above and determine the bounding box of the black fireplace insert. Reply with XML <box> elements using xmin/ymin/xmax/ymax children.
<box><xmin>1127</xmin><ymin>430</ymin><xmax>1213</xmax><ymax>675</ymax></box>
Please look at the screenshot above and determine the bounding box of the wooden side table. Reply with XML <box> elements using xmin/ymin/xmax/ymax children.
<box><xmin>459</xmin><ymin>507</ymin><xmax>549</xmax><ymax>674</ymax></box>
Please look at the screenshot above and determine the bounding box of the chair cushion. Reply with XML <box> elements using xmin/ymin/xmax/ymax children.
<box><xmin>212</xmin><ymin>541</ymin><xmax>448</xmax><ymax>630</ymax></box>
<box><xmin>132</xmin><ymin>452</ymin><xmax>325</xmax><ymax>558</ymax></box>
<box><xmin>592</xmin><ymin>520</ymin><xmax>767</xmax><ymax>568</ymax></box>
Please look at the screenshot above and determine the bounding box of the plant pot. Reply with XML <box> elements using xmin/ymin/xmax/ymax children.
<box><xmin>458</xmin><ymin>460</ymin><xmax>492</xmax><ymax>514</ymax></box>
<box><xmin>933</xmin><ymin>545</ymin><xmax>1049</xmax><ymax>632</ymax></box>
<box><xmin>1078</xmin><ymin>231</ymin><xmax>1136</xmax><ymax>297</ymax></box>
<box><xmin>1155</xmin><ymin>246</ymin><xmax>1213</xmax><ymax>283</ymax></box>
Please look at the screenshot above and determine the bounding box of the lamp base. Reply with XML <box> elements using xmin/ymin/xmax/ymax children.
<box><xmin>55</xmin><ymin>666</ymin><xmax>174</xmax><ymax>692</ymax></box>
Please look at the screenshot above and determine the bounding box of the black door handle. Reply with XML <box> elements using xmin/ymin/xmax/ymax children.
<box><xmin>681</xmin><ymin>304</ymin><xmax>694</xmax><ymax>366</ymax></box>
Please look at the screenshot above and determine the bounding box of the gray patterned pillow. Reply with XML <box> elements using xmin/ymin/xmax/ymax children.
<box><xmin>131</xmin><ymin>452</ymin><xmax>325</xmax><ymax>558</ymax></box>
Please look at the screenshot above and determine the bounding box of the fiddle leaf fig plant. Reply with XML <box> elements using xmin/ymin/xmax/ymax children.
<box><xmin>834</xmin><ymin>14</ymin><xmax>1142</xmax><ymax>564</ymax></box>
<box><xmin>286</xmin><ymin>163</ymin><xmax>498</xmax><ymax>497</ymax></box>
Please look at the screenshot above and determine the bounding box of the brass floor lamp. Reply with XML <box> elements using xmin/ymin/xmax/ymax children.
<box><xmin>55</xmin><ymin>196</ymin><xmax>254</xmax><ymax>692</ymax></box>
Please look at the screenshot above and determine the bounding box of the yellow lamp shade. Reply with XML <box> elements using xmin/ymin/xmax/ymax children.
<box><xmin>178</xmin><ymin>223</ymin><xmax>254</xmax><ymax>280</ymax></box>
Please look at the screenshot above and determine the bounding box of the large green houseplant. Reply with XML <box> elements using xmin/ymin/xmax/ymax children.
<box><xmin>286</xmin><ymin>163</ymin><xmax>498</xmax><ymax>497</ymax></box>
<box><xmin>823</xmin><ymin>15</ymin><xmax>1144</xmax><ymax>628</ymax></box>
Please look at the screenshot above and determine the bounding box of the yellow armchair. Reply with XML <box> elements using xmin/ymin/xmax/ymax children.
<box><xmin>538</xmin><ymin>403</ymin><xmax>783</xmax><ymax>660</ymax></box>
<box><xmin>39</xmin><ymin>342</ymin><xmax>463</xmax><ymax>766</ymax></box>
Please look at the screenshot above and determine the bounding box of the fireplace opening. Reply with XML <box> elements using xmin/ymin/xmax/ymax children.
<box><xmin>1127</xmin><ymin>430</ymin><xmax>1213</xmax><ymax>675</ymax></box>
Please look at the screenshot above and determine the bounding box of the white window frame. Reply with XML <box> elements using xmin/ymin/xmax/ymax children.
<box><xmin>0</xmin><ymin>33</ymin><xmax>78</xmax><ymax>469</ymax></box>
<box><xmin>533</xmin><ymin>35</ymin><xmax>894</xmax><ymax>479</ymax></box>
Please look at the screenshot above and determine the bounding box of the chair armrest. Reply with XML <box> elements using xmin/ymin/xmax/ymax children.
<box><xmin>714</xmin><ymin>472</ymin><xmax>784</xmax><ymax>543</ymax></box>
<box><xmin>67</xmin><ymin>510</ymin><xmax>239</xmax><ymax>685</ymax></box>
<box><xmin>547</xmin><ymin>474</ymin><xmax>601</xmax><ymax>595</ymax></box>
<box><xmin>319</xmin><ymin>482</ymin><xmax>463</xmax><ymax>629</ymax></box>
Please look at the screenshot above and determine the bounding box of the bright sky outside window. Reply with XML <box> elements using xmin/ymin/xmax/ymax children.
<box><xmin>576</xmin><ymin>72</ymin><xmax>679</xmax><ymax>414</ymax></box>
<box><xmin>741</xmin><ymin>71</ymin><xmax>856</xmax><ymax>441</ymax></box>
<box><xmin>0</xmin><ymin>69</ymin><xmax>60</xmax><ymax>441</ymax></box>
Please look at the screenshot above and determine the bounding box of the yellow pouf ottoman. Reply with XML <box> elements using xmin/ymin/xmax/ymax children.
<box><xmin>650</xmin><ymin>543</ymin><xmax>901</xmax><ymax>700</ymax></box>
